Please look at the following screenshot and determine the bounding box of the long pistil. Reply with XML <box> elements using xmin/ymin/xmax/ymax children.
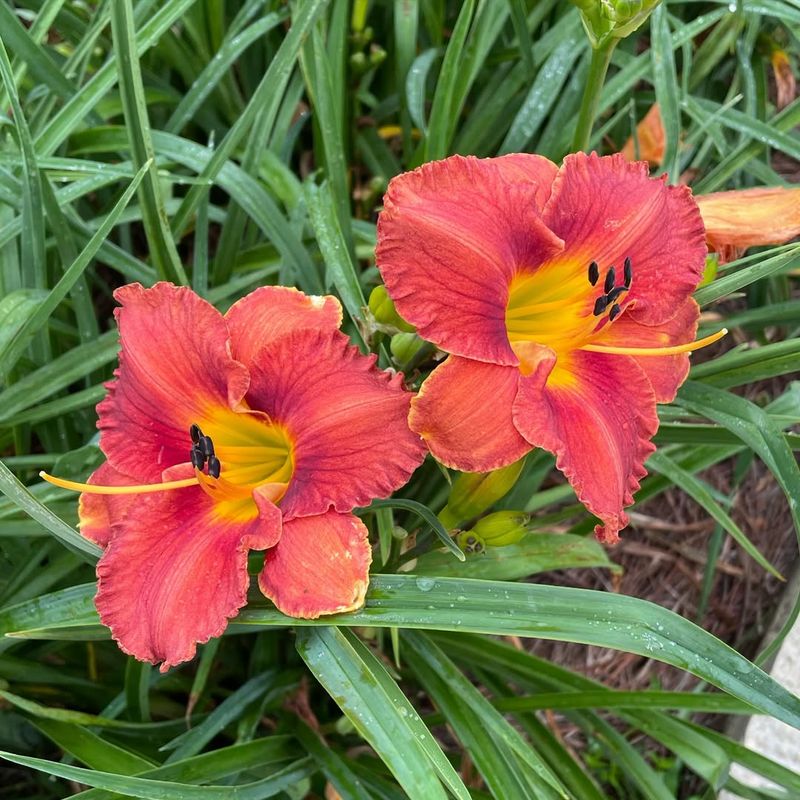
<box><xmin>40</xmin><ymin>472</ymin><xmax>200</xmax><ymax>495</ymax></box>
<box><xmin>582</xmin><ymin>328</ymin><xmax>728</xmax><ymax>356</ymax></box>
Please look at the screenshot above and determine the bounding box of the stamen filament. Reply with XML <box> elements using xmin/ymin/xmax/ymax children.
<box><xmin>581</xmin><ymin>328</ymin><xmax>727</xmax><ymax>356</ymax></box>
<box><xmin>39</xmin><ymin>471</ymin><xmax>199</xmax><ymax>495</ymax></box>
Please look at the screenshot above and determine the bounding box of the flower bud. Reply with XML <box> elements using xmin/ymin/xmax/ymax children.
<box><xmin>570</xmin><ymin>0</ymin><xmax>660</xmax><ymax>48</ymax></box>
<box><xmin>368</xmin><ymin>285</ymin><xmax>415</xmax><ymax>332</ymax></box>
<box><xmin>699</xmin><ymin>253</ymin><xmax>718</xmax><ymax>288</ymax></box>
<box><xmin>390</xmin><ymin>332</ymin><xmax>424</xmax><ymax>365</ymax></box>
<box><xmin>471</xmin><ymin>511</ymin><xmax>530</xmax><ymax>547</ymax></box>
<box><xmin>456</xmin><ymin>530</ymin><xmax>485</xmax><ymax>554</ymax></box>
<box><xmin>438</xmin><ymin>457</ymin><xmax>526</xmax><ymax>529</ymax></box>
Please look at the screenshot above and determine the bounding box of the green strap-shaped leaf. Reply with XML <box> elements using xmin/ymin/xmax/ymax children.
<box><xmin>0</xmin><ymin>750</ymin><xmax>314</xmax><ymax>800</ymax></box>
<box><xmin>7</xmin><ymin>576</ymin><xmax>800</xmax><ymax>730</ymax></box>
<box><xmin>403</xmin><ymin>630</ymin><xmax>568</xmax><ymax>799</ymax></box>
<box><xmin>296</xmin><ymin>627</ymin><xmax>469</xmax><ymax>800</ymax></box>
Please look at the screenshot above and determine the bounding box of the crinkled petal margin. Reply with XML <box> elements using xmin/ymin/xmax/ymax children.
<box><xmin>95</xmin><ymin>465</ymin><xmax>281</xmax><ymax>671</ymax></box>
<box><xmin>543</xmin><ymin>152</ymin><xmax>707</xmax><ymax>326</ymax></box>
<box><xmin>225</xmin><ymin>285</ymin><xmax>343</xmax><ymax>370</ymax></box>
<box><xmin>512</xmin><ymin>345</ymin><xmax>658</xmax><ymax>543</ymax></box>
<box><xmin>259</xmin><ymin>511</ymin><xmax>371</xmax><ymax>618</ymax></box>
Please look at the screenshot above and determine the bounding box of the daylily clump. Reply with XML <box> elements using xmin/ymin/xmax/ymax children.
<box><xmin>376</xmin><ymin>152</ymin><xmax>725</xmax><ymax>543</ymax></box>
<box><xmin>43</xmin><ymin>283</ymin><xmax>425</xmax><ymax>670</ymax></box>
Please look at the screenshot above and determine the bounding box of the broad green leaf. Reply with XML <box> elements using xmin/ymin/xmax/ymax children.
<box><xmin>0</xmin><ymin>161</ymin><xmax>148</xmax><ymax>377</ymax></box>
<box><xmin>34</xmin><ymin>719</ymin><xmax>155</xmax><ymax>774</ymax></box>
<box><xmin>650</xmin><ymin>5</ymin><xmax>680</xmax><ymax>179</ymax></box>
<box><xmin>110</xmin><ymin>0</ymin><xmax>186</xmax><ymax>284</ymax></box>
<box><xmin>296</xmin><ymin>627</ymin><xmax>466</xmax><ymax>800</ymax></box>
<box><xmin>412</xmin><ymin>532</ymin><xmax>619</xmax><ymax>580</ymax></box>
<box><xmin>0</xmin><ymin>750</ymin><xmax>315</xmax><ymax>799</ymax></box>
<box><xmin>303</xmin><ymin>179</ymin><xmax>364</xmax><ymax>325</ymax></box>
<box><xmin>424</xmin><ymin>0</ymin><xmax>476</xmax><ymax>160</ymax></box>
<box><xmin>403</xmin><ymin>631</ymin><xmax>568</xmax><ymax>799</ymax></box>
<box><xmin>9</xmin><ymin>577</ymin><xmax>800</xmax><ymax>731</ymax></box>
<box><xmin>0</xmin><ymin>462</ymin><xmax>100</xmax><ymax>560</ymax></box>
<box><xmin>0</xmin><ymin>290</ymin><xmax>47</xmax><ymax>379</ymax></box>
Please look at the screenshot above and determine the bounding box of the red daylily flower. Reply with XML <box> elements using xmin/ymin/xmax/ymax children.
<box><xmin>376</xmin><ymin>152</ymin><xmax>725</xmax><ymax>543</ymax></box>
<box><xmin>43</xmin><ymin>283</ymin><xmax>425</xmax><ymax>670</ymax></box>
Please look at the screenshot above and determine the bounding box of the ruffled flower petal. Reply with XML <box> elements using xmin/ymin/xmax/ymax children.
<box><xmin>591</xmin><ymin>298</ymin><xmax>699</xmax><ymax>403</ymax></box>
<box><xmin>98</xmin><ymin>283</ymin><xmax>249</xmax><ymax>482</ymax></box>
<box><xmin>78</xmin><ymin>461</ymin><xmax>139</xmax><ymax>548</ymax></box>
<box><xmin>492</xmin><ymin>153</ymin><xmax>559</xmax><ymax>209</ymax></box>
<box><xmin>95</xmin><ymin>465</ymin><xmax>281</xmax><ymax>671</ymax></box>
<box><xmin>512</xmin><ymin>345</ymin><xmax>658</xmax><ymax>543</ymax></box>
<box><xmin>409</xmin><ymin>356</ymin><xmax>530</xmax><ymax>472</ymax></box>
<box><xmin>542</xmin><ymin>152</ymin><xmax>707</xmax><ymax>326</ymax></box>
<box><xmin>246</xmin><ymin>328</ymin><xmax>426</xmax><ymax>519</ymax></box>
<box><xmin>696</xmin><ymin>187</ymin><xmax>800</xmax><ymax>254</ymax></box>
<box><xmin>258</xmin><ymin>511</ymin><xmax>371</xmax><ymax>618</ymax></box>
<box><xmin>377</xmin><ymin>155</ymin><xmax>564</xmax><ymax>366</ymax></box>
<box><xmin>225</xmin><ymin>286</ymin><xmax>343</xmax><ymax>369</ymax></box>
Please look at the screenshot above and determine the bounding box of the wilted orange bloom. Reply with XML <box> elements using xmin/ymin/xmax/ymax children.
<box><xmin>772</xmin><ymin>49</ymin><xmax>796</xmax><ymax>111</ymax></box>
<box><xmin>620</xmin><ymin>104</ymin><xmax>665</xmax><ymax>166</ymax></box>
<box><xmin>696</xmin><ymin>187</ymin><xmax>800</xmax><ymax>260</ymax></box>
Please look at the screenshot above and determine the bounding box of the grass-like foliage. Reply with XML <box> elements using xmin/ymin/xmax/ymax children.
<box><xmin>1</xmin><ymin>1</ymin><xmax>800</xmax><ymax>798</ymax></box>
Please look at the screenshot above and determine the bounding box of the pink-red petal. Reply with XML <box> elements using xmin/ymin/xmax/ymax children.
<box><xmin>377</xmin><ymin>155</ymin><xmax>564</xmax><ymax>366</ymax></box>
<box><xmin>591</xmin><ymin>298</ymin><xmax>699</xmax><ymax>403</ymax></box>
<box><xmin>542</xmin><ymin>152</ymin><xmax>707</xmax><ymax>327</ymax></box>
<box><xmin>258</xmin><ymin>511</ymin><xmax>371</xmax><ymax>618</ymax></box>
<box><xmin>225</xmin><ymin>286</ymin><xmax>343</xmax><ymax>369</ymax></box>
<box><xmin>409</xmin><ymin>355</ymin><xmax>531</xmax><ymax>472</ymax></box>
<box><xmin>78</xmin><ymin>461</ymin><xmax>138</xmax><ymax>548</ymax></box>
<box><xmin>491</xmin><ymin>153</ymin><xmax>559</xmax><ymax>210</ymax></box>
<box><xmin>98</xmin><ymin>283</ymin><xmax>249</xmax><ymax>482</ymax></box>
<box><xmin>512</xmin><ymin>346</ymin><xmax>658</xmax><ymax>543</ymax></box>
<box><xmin>95</xmin><ymin>465</ymin><xmax>281</xmax><ymax>671</ymax></box>
<box><xmin>246</xmin><ymin>328</ymin><xmax>426</xmax><ymax>519</ymax></box>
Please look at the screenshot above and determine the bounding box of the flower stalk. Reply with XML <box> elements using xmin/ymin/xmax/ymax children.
<box><xmin>572</xmin><ymin>38</ymin><xmax>617</xmax><ymax>152</ymax></box>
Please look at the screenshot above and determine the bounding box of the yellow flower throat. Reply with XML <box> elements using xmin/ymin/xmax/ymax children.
<box><xmin>41</xmin><ymin>410</ymin><xmax>294</xmax><ymax>518</ymax></box>
<box><xmin>505</xmin><ymin>256</ymin><xmax>725</xmax><ymax>369</ymax></box>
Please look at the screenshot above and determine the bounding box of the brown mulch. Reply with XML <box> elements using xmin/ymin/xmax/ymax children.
<box><xmin>530</xmin><ymin>458</ymin><xmax>797</xmax><ymax>693</ymax></box>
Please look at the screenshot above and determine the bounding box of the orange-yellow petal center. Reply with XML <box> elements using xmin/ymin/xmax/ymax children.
<box><xmin>41</xmin><ymin>408</ymin><xmax>295</xmax><ymax>524</ymax></box>
<box><xmin>505</xmin><ymin>257</ymin><xmax>724</xmax><ymax>368</ymax></box>
<box><xmin>194</xmin><ymin>409</ymin><xmax>294</xmax><ymax>520</ymax></box>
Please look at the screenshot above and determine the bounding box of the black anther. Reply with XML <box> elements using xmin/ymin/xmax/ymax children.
<box><xmin>199</xmin><ymin>435</ymin><xmax>215</xmax><ymax>458</ymax></box>
<box><xmin>190</xmin><ymin>448</ymin><xmax>205</xmax><ymax>470</ymax></box>
<box><xmin>587</xmin><ymin>261</ymin><xmax>599</xmax><ymax>285</ymax></box>
<box><xmin>603</xmin><ymin>267</ymin><xmax>616</xmax><ymax>294</ymax></box>
<box><xmin>623</xmin><ymin>257</ymin><xmax>632</xmax><ymax>288</ymax></box>
<box><xmin>593</xmin><ymin>296</ymin><xmax>609</xmax><ymax>316</ymax></box>
<box><xmin>190</xmin><ymin>423</ymin><xmax>201</xmax><ymax>444</ymax></box>
<box><xmin>207</xmin><ymin>456</ymin><xmax>221</xmax><ymax>479</ymax></box>
<box><xmin>606</xmin><ymin>286</ymin><xmax>627</xmax><ymax>303</ymax></box>
<box><xmin>609</xmin><ymin>304</ymin><xmax>622</xmax><ymax>322</ymax></box>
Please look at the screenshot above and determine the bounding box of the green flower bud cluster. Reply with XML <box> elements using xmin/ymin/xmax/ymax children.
<box><xmin>368</xmin><ymin>286</ymin><xmax>416</xmax><ymax>333</ymax></box>
<box><xmin>457</xmin><ymin>511</ymin><xmax>531</xmax><ymax>553</ymax></box>
<box><xmin>439</xmin><ymin>458</ymin><xmax>526</xmax><ymax>530</ymax></box>
<box><xmin>570</xmin><ymin>0</ymin><xmax>661</xmax><ymax>48</ymax></box>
